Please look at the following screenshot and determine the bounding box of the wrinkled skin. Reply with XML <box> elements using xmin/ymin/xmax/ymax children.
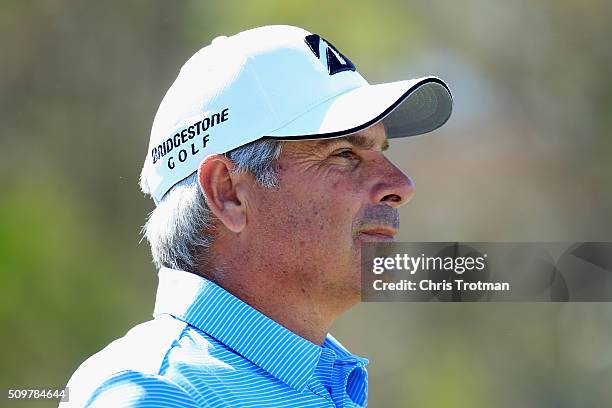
<box><xmin>198</xmin><ymin>122</ymin><xmax>413</xmax><ymax>344</ymax></box>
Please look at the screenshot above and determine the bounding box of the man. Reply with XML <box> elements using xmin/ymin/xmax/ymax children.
<box><xmin>61</xmin><ymin>25</ymin><xmax>452</xmax><ymax>407</ymax></box>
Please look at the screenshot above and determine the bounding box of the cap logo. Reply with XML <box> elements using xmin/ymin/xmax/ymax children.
<box><xmin>304</xmin><ymin>34</ymin><xmax>356</xmax><ymax>75</ymax></box>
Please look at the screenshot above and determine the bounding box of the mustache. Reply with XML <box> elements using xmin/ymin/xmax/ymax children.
<box><xmin>353</xmin><ymin>205</ymin><xmax>400</xmax><ymax>232</ymax></box>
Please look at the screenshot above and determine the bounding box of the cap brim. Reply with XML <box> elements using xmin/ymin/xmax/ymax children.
<box><xmin>266</xmin><ymin>76</ymin><xmax>452</xmax><ymax>140</ymax></box>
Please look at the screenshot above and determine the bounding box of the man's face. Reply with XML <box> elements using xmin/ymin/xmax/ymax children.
<box><xmin>247</xmin><ymin>122</ymin><xmax>413</xmax><ymax>308</ymax></box>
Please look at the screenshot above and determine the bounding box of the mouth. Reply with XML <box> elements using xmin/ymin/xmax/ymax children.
<box><xmin>357</xmin><ymin>226</ymin><xmax>398</xmax><ymax>242</ymax></box>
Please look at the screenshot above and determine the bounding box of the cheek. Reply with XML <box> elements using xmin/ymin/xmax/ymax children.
<box><xmin>302</xmin><ymin>199</ymin><xmax>346</xmax><ymax>237</ymax></box>
<box><xmin>280</xmin><ymin>180</ymin><xmax>362</xmax><ymax>243</ymax></box>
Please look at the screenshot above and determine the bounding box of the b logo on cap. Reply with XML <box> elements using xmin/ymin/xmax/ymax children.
<box><xmin>304</xmin><ymin>34</ymin><xmax>356</xmax><ymax>75</ymax></box>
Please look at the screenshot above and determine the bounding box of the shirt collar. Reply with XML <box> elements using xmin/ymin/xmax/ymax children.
<box><xmin>153</xmin><ymin>268</ymin><xmax>367</xmax><ymax>392</ymax></box>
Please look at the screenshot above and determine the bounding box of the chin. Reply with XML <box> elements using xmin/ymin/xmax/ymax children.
<box><xmin>348</xmin><ymin>284</ymin><xmax>363</xmax><ymax>305</ymax></box>
<box><xmin>345</xmin><ymin>264</ymin><xmax>364</xmax><ymax>304</ymax></box>
<box><xmin>323</xmin><ymin>263</ymin><xmax>362</xmax><ymax>308</ymax></box>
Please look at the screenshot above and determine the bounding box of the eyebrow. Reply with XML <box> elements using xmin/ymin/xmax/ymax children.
<box><xmin>315</xmin><ymin>134</ymin><xmax>389</xmax><ymax>152</ymax></box>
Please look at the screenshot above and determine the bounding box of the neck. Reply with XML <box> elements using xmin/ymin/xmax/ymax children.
<box><xmin>198</xmin><ymin>260</ymin><xmax>340</xmax><ymax>346</ymax></box>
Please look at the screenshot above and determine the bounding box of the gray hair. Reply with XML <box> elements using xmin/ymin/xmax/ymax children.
<box><xmin>140</xmin><ymin>139</ymin><xmax>284</xmax><ymax>272</ymax></box>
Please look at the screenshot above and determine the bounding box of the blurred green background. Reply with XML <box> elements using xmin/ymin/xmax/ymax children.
<box><xmin>1</xmin><ymin>0</ymin><xmax>611</xmax><ymax>407</ymax></box>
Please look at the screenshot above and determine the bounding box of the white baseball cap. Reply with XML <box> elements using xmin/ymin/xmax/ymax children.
<box><xmin>142</xmin><ymin>25</ymin><xmax>453</xmax><ymax>204</ymax></box>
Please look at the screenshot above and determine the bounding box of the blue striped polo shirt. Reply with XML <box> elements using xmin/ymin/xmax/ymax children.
<box><xmin>61</xmin><ymin>268</ymin><xmax>369</xmax><ymax>407</ymax></box>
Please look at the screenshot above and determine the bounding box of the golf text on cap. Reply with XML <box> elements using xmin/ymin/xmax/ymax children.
<box><xmin>151</xmin><ymin>108</ymin><xmax>230</xmax><ymax>170</ymax></box>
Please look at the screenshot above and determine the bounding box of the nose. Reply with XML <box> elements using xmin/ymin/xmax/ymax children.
<box><xmin>372</xmin><ymin>158</ymin><xmax>415</xmax><ymax>208</ymax></box>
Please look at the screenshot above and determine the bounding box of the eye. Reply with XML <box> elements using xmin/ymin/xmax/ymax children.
<box><xmin>333</xmin><ymin>149</ymin><xmax>359</xmax><ymax>160</ymax></box>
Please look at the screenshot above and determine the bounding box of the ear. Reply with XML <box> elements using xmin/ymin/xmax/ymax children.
<box><xmin>197</xmin><ymin>155</ymin><xmax>248</xmax><ymax>234</ymax></box>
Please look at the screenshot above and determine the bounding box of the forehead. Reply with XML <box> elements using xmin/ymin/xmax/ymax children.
<box><xmin>288</xmin><ymin>122</ymin><xmax>389</xmax><ymax>152</ymax></box>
